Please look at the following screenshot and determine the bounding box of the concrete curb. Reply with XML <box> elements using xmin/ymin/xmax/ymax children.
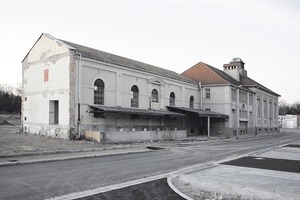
<box><xmin>167</xmin><ymin>176</ymin><xmax>193</xmax><ymax>200</ymax></box>
<box><xmin>0</xmin><ymin>148</ymin><xmax>151</xmax><ymax>167</ymax></box>
<box><xmin>0</xmin><ymin>148</ymin><xmax>129</xmax><ymax>158</ymax></box>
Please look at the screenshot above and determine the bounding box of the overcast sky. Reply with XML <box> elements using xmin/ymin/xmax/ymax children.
<box><xmin>0</xmin><ymin>0</ymin><xmax>299</xmax><ymax>103</ymax></box>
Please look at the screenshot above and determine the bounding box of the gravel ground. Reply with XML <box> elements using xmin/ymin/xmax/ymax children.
<box><xmin>172</xmin><ymin>175</ymin><xmax>245</xmax><ymax>200</ymax></box>
<box><xmin>0</xmin><ymin>114</ymin><xmax>173</xmax><ymax>155</ymax></box>
<box><xmin>0</xmin><ymin>115</ymin><xmax>101</xmax><ymax>155</ymax></box>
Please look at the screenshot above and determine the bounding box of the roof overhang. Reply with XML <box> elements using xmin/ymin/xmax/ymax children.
<box><xmin>88</xmin><ymin>105</ymin><xmax>185</xmax><ymax>117</ymax></box>
<box><xmin>167</xmin><ymin>106</ymin><xmax>228</xmax><ymax>119</ymax></box>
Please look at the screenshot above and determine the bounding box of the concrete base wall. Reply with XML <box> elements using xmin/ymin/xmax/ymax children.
<box><xmin>85</xmin><ymin>130</ymin><xmax>101</xmax><ymax>142</ymax></box>
<box><xmin>22</xmin><ymin>124</ymin><xmax>71</xmax><ymax>140</ymax></box>
<box><xmin>208</xmin><ymin>126</ymin><xmax>279</xmax><ymax>138</ymax></box>
<box><xmin>84</xmin><ymin>129</ymin><xmax>187</xmax><ymax>143</ymax></box>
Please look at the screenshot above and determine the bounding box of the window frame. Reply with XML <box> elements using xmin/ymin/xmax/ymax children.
<box><xmin>94</xmin><ymin>79</ymin><xmax>105</xmax><ymax>105</ymax></box>
<box><xmin>151</xmin><ymin>89</ymin><xmax>159</xmax><ymax>102</ymax></box>
<box><xmin>205</xmin><ymin>88</ymin><xmax>210</xmax><ymax>99</ymax></box>
<box><xmin>130</xmin><ymin>85</ymin><xmax>139</xmax><ymax>107</ymax></box>
<box><xmin>169</xmin><ymin>92</ymin><xmax>175</xmax><ymax>106</ymax></box>
<box><xmin>189</xmin><ymin>95</ymin><xmax>194</xmax><ymax>108</ymax></box>
<box><xmin>49</xmin><ymin>100</ymin><xmax>59</xmax><ymax>125</ymax></box>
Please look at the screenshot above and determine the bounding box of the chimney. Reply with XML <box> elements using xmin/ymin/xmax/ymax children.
<box><xmin>223</xmin><ymin>57</ymin><xmax>247</xmax><ymax>82</ymax></box>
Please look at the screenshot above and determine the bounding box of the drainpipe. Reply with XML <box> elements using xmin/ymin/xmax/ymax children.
<box><xmin>207</xmin><ymin>116</ymin><xmax>210</xmax><ymax>139</ymax></box>
<box><xmin>198</xmin><ymin>82</ymin><xmax>202</xmax><ymax>109</ymax></box>
<box><xmin>76</xmin><ymin>53</ymin><xmax>82</xmax><ymax>139</ymax></box>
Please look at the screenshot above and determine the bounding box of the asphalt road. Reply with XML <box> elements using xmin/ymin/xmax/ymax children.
<box><xmin>1</xmin><ymin>132</ymin><xmax>300</xmax><ymax>200</ymax></box>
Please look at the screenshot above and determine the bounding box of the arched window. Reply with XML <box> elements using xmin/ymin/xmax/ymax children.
<box><xmin>169</xmin><ymin>92</ymin><xmax>175</xmax><ymax>106</ymax></box>
<box><xmin>131</xmin><ymin>85</ymin><xmax>139</xmax><ymax>107</ymax></box>
<box><xmin>189</xmin><ymin>95</ymin><xmax>194</xmax><ymax>108</ymax></box>
<box><xmin>94</xmin><ymin>79</ymin><xmax>104</xmax><ymax>105</ymax></box>
<box><xmin>151</xmin><ymin>89</ymin><xmax>158</xmax><ymax>102</ymax></box>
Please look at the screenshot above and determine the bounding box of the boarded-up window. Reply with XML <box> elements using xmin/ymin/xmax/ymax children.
<box><xmin>44</xmin><ymin>69</ymin><xmax>49</xmax><ymax>82</ymax></box>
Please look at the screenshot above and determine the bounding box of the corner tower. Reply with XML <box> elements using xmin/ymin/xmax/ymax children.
<box><xmin>223</xmin><ymin>57</ymin><xmax>247</xmax><ymax>82</ymax></box>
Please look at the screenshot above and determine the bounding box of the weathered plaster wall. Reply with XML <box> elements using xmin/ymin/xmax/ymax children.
<box><xmin>22</xmin><ymin>35</ymin><xmax>72</xmax><ymax>139</ymax></box>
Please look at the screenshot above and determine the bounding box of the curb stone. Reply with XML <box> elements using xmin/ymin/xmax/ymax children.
<box><xmin>0</xmin><ymin>148</ymin><xmax>151</xmax><ymax>167</ymax></box>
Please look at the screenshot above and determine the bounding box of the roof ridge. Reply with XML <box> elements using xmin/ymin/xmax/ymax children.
<box><xmin>240</xmin><ymin>75</ymin><xmax>280</xmax><ymax>96</ymax></box>
<box><xmin>199</xmin><ymin>62</ymin><xmax>237</xmax><ymax>85</ymax></box>
<box><xmin>59</xmin><ymin>39</ymin><xmax>198</xmax><ymax>85</ymax></box>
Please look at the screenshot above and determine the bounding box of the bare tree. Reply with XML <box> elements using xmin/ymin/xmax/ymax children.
<box><xmin>0</xmin><ymin>84</ymin><xmax>21</xmax><ymax>114</ymax></box>
<box><xmin>279</xmin><ymin>99</ymin><xmax>300</xmax><ymax>115</ymax></box>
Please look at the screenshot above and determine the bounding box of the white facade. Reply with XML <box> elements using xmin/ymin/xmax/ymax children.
<box><xmin>22</xmin><ymin>33</ymin><xmax>202</xmax><ymax>142</ymax></box>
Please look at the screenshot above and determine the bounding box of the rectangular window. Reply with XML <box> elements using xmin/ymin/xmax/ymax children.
<box><xmin>269</xmin><ymin>101</ymin><xmax>272</xmax><ymax>119</ymax></box>
<box><xmin>44</xmin><ymin>69</ymin><xmax>49</xmax><ymax>82</ymax></box>
<box><xmin>232</xmin><ymin>109</ymin><xmax>237</xmax><ymax>127</ymax></box>
<box><xmin>249</xmin><ymin>94</ymin><xmax>253</xmax><ymax>105</ymax></box>
<box><xmin>257</xmin><ymin>98</ymin><xmax>261</xmax><ymax>117</ymax></box>
<box><xmin>263</xmin><ymin>100</ymin><xmax>267</xmax><ymax>118</ymax></box>
<box><xmin>205</xmin><ymin>88</ymin><xmax>210</xmax><ymax>99</ymax></box>
<box><xmin>249</xmin><ymin>112</ymin><xmax>253</xmax><ymax>127</ymax></box>
<box><xmin>231</xmin><ymin>89</ymin><xmax>237</xmax><ymax>101</ymax></box>
<box><xmin>239</xmin><ymin>91</ymin><xmax>247</xmax><ymax>103</ymax></box>
<box><xmin>274</xmin><ymin>103</ymin><xmax>277</xmax><ymax>119</ymax></box>
<box><xmin>49</xmin><ymin>100</ymin><xmax>59</xmax><ymax>124</ymax></box>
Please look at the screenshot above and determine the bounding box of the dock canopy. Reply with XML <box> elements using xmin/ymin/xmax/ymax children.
<box><xmin>88</xmin><ymin>105</ymin><xmax>185</xmax><ymax>117</ymax></box>
<box><xmin>167</xmin><ymin>106</ymin><xmax>228</xmax><ymax>118</ymax></box>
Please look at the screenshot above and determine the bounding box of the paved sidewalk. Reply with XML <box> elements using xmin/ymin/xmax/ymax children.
<box><xmin>171</xmin><ymin>141</ymin><xmax>300</xmax><ymax>200</ymax></box>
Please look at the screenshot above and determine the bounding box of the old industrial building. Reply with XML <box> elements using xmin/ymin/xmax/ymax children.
<box><xmin>21</xmin><ymin>33</ymin><xmax>279</xmax><ymax>142</ymax></box>
<box><xmin>182</xmin><ymin>58</ymin><xmax>280</xmax><ymax>137</ymax></box>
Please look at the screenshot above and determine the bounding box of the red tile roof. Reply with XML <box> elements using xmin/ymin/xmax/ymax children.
<box><xmin>182</xmin><ymin>62</ymin><xmax>240</xmax><ymax>85</ymax></box>
<box><xmin>182</xmin><ymin>62</ymin><xmax>280</xmax><ymax>97</ymax></box>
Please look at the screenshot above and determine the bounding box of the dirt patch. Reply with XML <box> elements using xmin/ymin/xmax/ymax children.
<box><xmin>0</xmin><ymin>115</ymin><xmax>150</xmax><ymax>156</ymax></box>
<box><xmin>0</xmin><ymin>114</ymin><xmax>20</xmax><ymax>126</ymax></box>
<box><xmin>0</xmin><ymin>118</ymin><xmax>12</xmax><ymax>125</ymax></box>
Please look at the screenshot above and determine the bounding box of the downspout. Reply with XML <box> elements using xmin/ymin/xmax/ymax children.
<box><xmin>207</xmin><ymin>116</ymin><xmax>210</xmax><ymax>139</ymax></box>
<box><xmin>198</xmin><ymin>82</ymin><xmax>202</xmax><ymax>109</ymax></box>
<box><xmin>76</xmin><ymin>53</ymin><xmax>82</xmax><ymax>139</ymax></box>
